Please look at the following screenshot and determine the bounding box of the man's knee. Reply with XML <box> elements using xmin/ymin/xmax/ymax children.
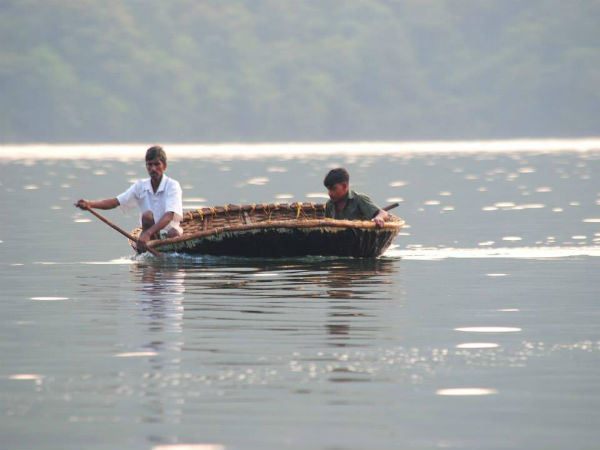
<box><xmin>166</xmin><ymin>227</ymin><xmax>181</xmax><ymax>238</ymax></box>
<box><xmin>141</xmin><ymin>210</ymin><xmax>155</xmax><ymax>229</ymax></box>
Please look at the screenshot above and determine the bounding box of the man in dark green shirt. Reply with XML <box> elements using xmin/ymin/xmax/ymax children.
<box><xmin>323</xmin><ymin>167</ymin><xmax>389</xmax><ymax>227</ymax></box>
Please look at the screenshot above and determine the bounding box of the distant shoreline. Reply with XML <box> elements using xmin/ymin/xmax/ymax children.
<box><xmin>1</xmin><ymin>138</ymin><xmax>600</xmax><ymax>160</ymax></box>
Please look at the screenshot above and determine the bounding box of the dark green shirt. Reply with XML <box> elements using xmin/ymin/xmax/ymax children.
<box><xmin>325</xmin><ymin>190</ymin><xmax>381</xmax><ymax>220</ymax></box>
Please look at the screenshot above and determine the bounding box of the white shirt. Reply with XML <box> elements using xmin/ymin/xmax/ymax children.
<box><xmin>117</xmin><ymin>175</ymin><xmax>183</xmax><ymax>229</ymax></box>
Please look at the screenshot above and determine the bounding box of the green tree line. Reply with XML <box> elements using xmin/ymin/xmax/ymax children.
<box><xmin>1</xmin><ymin>0</ymin><xmax>599</xmax><ymax>143</ymax></box>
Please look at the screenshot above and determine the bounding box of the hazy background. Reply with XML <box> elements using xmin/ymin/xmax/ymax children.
<box><xmin>1</xmin><ymin>0</ymin><xmax>599</xmax><ymax>143</ymax></box>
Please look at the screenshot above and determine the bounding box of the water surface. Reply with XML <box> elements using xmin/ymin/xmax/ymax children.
<box><xmin>1</xmin><ymin>142</ymin><xmax>599</xmax><ymax>449</ymax></box>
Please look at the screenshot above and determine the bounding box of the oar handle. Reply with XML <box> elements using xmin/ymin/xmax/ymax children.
<box><xmin>83</xmin><ymin>207</ymin><xmax>162</xmax><ymax>257</ymax></box>
<box><xmin>382</xmin><ymin>202</ymin><xmax>400</xmax><ymax>212</ymax></box>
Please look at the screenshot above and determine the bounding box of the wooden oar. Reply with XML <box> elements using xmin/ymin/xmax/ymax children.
<box><xmin>83</xmin><ymin>207</ymin><xmax>162</xmax><ymax>257</ymax></box>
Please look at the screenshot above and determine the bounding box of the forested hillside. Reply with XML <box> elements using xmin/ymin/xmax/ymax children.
<box><xmin>1</xmin><ymin>0</ymin><xmax>599</xmax><ymax>143</ymax></box>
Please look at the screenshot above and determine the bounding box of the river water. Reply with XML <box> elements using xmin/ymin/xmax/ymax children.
<box><xmin>1</xmin><ymin>141</ymin><xmax>599</xmax><ymax>450</ymax></box>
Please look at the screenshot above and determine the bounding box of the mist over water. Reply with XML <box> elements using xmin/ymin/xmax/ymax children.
<box><xmin>1</xmin><ymin>142</ymin><xmax>599</xmax><ymax>450</ymax></box>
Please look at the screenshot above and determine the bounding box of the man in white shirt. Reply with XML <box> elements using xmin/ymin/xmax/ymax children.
<box><xmin>75</xmin><ymin>146</ymin><xmax>183</xmax><ymax>250</ymax></box>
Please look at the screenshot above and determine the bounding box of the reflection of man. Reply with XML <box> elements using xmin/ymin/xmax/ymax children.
<box><xmin>323</xmin><ymin>167</ymin><xmax>388</xmax><ymax>227</ymax></box>
<box><xmin>75</xmin><ymin>146</ymin><xmax>183</xmax><ymax>250</ymax></box>
<box><xmin>136</xmin><ymin>263</ymin><xmax>185</xmax><ymax>335</ymax></box>
<box><xmin>323</xmin><ymin>258</ymin><xmax>396</xmax><ymax>348</ymax></box>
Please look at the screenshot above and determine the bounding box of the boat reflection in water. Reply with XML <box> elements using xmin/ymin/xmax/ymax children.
<box><xmin>122</xmin><ymin>256</ymin><xmax>402</xmax><ymax>435</ymax></box>
<box><xmin>129</xmin><ymin>256</ymin><xmax>401</xmax><ymax>353</ymax></box>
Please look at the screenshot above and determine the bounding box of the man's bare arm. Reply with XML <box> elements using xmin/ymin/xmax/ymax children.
<box><xmin>138</xmin><ymin>211</ymin><xmax>175</xmax><ymax>243</ymax></box>
<box><xmin>75</xmin><ymin>198</ymin><xmax>119</xmax><ymax>210</ymax></box>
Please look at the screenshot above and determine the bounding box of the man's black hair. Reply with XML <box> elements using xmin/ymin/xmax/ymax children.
<box><xmin>323</xmin><ymin>167</ymin><xmax>350</xmax><ymax>189</ymax></box>
<box><xmin>146</xmin><ymin>145</ymin><xmax>167</xmax><ymax>164</ymax></box>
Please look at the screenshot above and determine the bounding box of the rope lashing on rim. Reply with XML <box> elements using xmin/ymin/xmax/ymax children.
<box><xmin>262</xmin><ymin>203</ymin><xmax>272</xmax><ymax>220</ymax></box>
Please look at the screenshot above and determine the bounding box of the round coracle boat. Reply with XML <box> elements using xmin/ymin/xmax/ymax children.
<box><xmin>130</xmin><ymin>202</ymin><xmax>404</xmax><ymax>258</ymax></box>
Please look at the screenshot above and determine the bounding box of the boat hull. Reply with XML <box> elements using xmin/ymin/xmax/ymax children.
<box><xmin>130</xmin><ymin>202</ymin><xmax>404</xmax><ymax>258</ymax></box>
<box><xmin>143</xmin><ymin>225</ymin><xmax>398</xmax><ymax>257</ymax></box>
